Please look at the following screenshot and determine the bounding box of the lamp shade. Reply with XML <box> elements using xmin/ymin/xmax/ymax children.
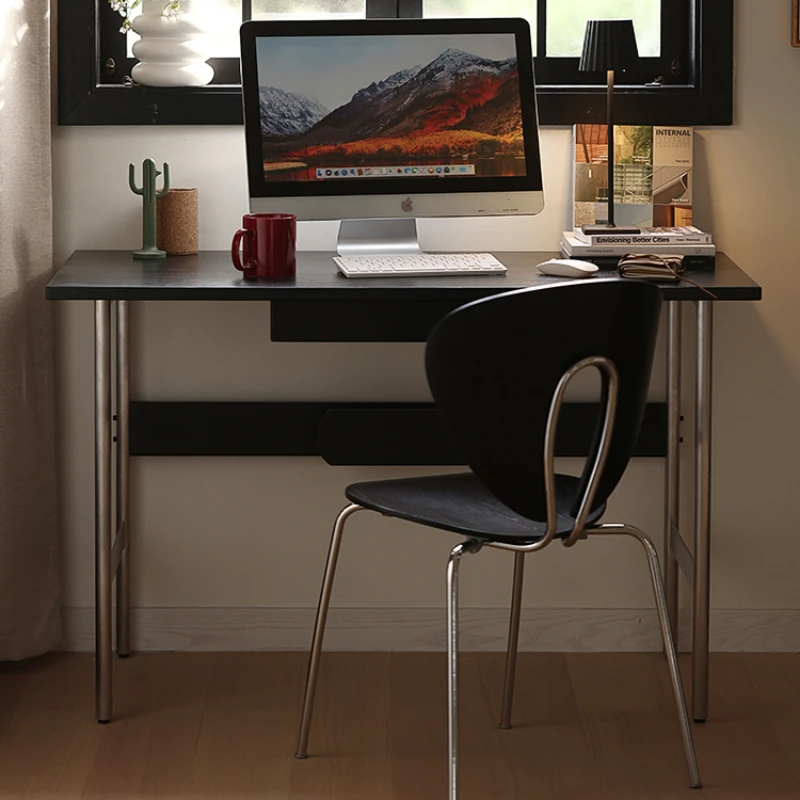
<box><xmin>579</xmin><ymin>20</ymin><xmax>639</xmax><ymax>72</ymax></box>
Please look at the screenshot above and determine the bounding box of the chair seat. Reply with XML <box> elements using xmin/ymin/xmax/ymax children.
<box><xmin>345</xmin><ymin>472</ymin><xmax>606</xmax><ymax>545</ymax></box>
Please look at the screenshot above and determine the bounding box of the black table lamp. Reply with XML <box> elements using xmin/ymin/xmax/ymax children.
<box><xmin>579</xmin><ymin>19</ymin><xmax>640</xmax><ymax>235</ymax></box>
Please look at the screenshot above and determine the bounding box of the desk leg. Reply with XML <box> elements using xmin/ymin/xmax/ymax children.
<box><xmin>692</xmin><ymin>301</ymin><xmax>713</xmax><ymax>723</ymax></box>
<box><xmin>665</xmin><ymin>302</ymin><xmax>682</xmax><ymax>639</ymax></box>
<box><xmin>116</xmin><ymin>301</ymin><xmax>131</xmax><ymax>657</ymax></box>
<box><xmin>95</xmin><ymin>300</ymin><xmax>113</xmax><ymax>723</ymax></box>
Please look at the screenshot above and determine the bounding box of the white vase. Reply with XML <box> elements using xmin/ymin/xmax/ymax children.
<box><xmin>131</xmin><ymin>1</ymin><xmax>214</xmax><ymax>87</ymax></box>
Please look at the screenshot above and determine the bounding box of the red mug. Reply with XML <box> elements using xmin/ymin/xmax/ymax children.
<box><xmin>231</xmin><ymin>213</ymin><xmax>296</xmax><ymax>278</ymax></box>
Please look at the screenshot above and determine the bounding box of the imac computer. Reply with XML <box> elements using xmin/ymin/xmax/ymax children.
<box><xmin>239</xmin><ymin>17</ymin><xmax>543</xmax><ymax>256</ymax></box>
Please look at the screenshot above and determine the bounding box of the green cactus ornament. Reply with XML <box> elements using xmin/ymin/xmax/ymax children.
<box><xmin>129</xmin><ymin>158</ymin><xmax>170</xmax><ymax>259</ymax></box>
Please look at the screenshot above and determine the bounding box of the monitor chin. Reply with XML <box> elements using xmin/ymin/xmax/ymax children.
<box><xmin>249</xmin><ymin>191</ymin><xmax>545</xmax><ymax>222</ymax></box>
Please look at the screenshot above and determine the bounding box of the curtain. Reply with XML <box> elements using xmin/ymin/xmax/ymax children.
<box><xmin>0</xmin><ymin>1</ymin><xmax>61</xmax><ymax>659</ymax></box>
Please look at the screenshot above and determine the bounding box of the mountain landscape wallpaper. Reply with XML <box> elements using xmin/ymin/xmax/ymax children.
<box><xmin>255</xmin><ymin>34</ymin><xmax>525</xmax><ymax>181</ymax></box>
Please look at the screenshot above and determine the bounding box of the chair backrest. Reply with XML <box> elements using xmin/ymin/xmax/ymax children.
<box><xmin>425</xmin><ymin>279</ymin><xmax>662</xmax><ymax>522</ymax></box>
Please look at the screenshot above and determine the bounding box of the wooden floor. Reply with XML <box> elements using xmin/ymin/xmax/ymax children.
<box><xmin>1</xmin><ymin>652</ymin><xmax>800</xmax><ymax>799</ymax></box>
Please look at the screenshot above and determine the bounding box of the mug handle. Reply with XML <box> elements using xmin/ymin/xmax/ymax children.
<box><xmin>231</xmin><ymin>229</ymin><xmax>255</xmax><ymax>272</ymax></box>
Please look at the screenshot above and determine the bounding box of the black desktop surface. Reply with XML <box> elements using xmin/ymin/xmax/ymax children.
<box><xmin>47</xmin><ymin>250</ymin><xmax>761</xmax><ymax>303</ymax></box>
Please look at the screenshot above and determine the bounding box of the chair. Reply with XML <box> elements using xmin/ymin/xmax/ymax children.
<box><xmin>294</xmin><ymin>279</ymin><xmax>701</xmax><ymax>796</ymax></box>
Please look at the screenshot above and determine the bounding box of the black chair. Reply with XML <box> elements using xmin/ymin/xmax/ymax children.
<box><xmin>294</xmin><ymin>279</ymin><xmax>701</xmax><ymax>796</ymax></box>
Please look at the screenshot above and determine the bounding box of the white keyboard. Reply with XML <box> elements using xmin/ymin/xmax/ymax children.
<box><xmin>334</xmin><ymin>252</ymin><xmax>507</xmax><ymax>277</ymax></box>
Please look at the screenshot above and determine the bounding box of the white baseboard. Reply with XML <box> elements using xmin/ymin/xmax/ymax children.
<box><xmin>60</xmin><ymin>607</ymin><xmax>800</xmax><ymax>653</ymax></box>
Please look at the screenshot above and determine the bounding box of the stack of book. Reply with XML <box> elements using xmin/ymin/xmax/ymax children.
<box><xmin>561</xmin><ymin>226</ymin><xmax>715</xmax><ymax>270</ymax></box>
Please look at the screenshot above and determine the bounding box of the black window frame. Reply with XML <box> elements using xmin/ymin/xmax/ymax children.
<box><xmin>533</xmin><ymin>0</ymin><xmax>691</xmax><ymax>86</ymax></box>
<box><xmin>58</xmin><ymin>0</ymin><xmax>733</xmax><ymax>127</ymax></box>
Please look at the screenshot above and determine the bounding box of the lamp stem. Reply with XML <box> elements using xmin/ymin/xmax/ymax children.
<box><xmin>607</xmin><ymin>68</ymin><xmax>615</xmax><ymax>227</ymax></box>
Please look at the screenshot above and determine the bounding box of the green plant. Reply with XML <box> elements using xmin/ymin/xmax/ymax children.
<box><xmin>109</xmin><ymin>1</ymin><xmax>183</xmax><ymax>33</ymax></box>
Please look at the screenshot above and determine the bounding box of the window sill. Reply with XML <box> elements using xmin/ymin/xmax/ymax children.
<box><xmin>537</xmin><ymin>84</ymin><xmax>732</xmax><ymax>127</ymax></box>
<box><xmin>59</xmin><ymin>84</ymin><xmax>244</xmax><ymax>126</ymax></box>
<box><xmin>59</xmin><ymin>81</ymin><xmax>732</xmax><ymax>128</ymax></box>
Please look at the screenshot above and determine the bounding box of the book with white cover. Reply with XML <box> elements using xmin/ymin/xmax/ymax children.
<box><xmin>572</xmin><ymin>225</ymin><xmax>712</xmax><ymax>245</ymax></box>
<box><xmin>573</xmin><ymin>124</ymin><xmax>696</xmax><ymax>230</ymax></box>
<box><xmin>562</xmin><ymin>233</ymin><xmax>716</xmax><ymax>258</ymax></box>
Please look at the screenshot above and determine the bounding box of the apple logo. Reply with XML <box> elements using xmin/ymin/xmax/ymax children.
<box><xmin>401</xmin><ymin>197</ymin><xmax>413</xmax><ymax>213</ymax></box>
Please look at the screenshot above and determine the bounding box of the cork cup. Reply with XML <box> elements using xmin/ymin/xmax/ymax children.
<box><xmin>156</xmin><ymin>189</ymin><xmax>199</xmax><ymax>255</ymax></box>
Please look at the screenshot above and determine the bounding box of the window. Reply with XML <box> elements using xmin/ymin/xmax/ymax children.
<box><xmin>424</xmin><ymin>1</ymin><xmax>536</xmax><ymax>41</ymax></box>
<box><xmin>58</xmin><ymin>0</ymin><xmax>733</xmax><ymax>126</ymax></box>
<box><xmin>252</xmin><ymin>0</ymin><xmax>367</xmax><ymax>19</ymax></box>
<box><xmin>543</xmin><ymin>0</ymin><xmax>661</xmax><ymax>57</ymax></box>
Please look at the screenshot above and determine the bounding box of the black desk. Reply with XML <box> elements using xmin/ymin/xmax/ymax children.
<box><xmin>46</xmin><ymin>250</ymin><xmax>762</xmax><ymax>725</ymax></box>
<box><xmin>47</xmin><ymin>250</ymin><xmax>758</xmax><ymax>303</ymax></box>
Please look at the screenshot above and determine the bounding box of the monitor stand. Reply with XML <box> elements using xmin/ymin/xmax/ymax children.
<box><xmin>337</xmin><ymin>218</ymin><xmax>421</xmax><ymax>256</ymax></box>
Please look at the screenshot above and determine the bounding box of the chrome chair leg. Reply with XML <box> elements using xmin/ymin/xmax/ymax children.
<box><xmin>640</xmin><ymin>531</ymin><xmax>703</xmax><ymax>789</ymax></box>
<box><xmin>446</xmin><ymin>540</ymin><xmax>481</xmax><ymax>800</ymax></box>
<box><xmin>295</xmin><ymin>503</ymin><xmax>363</xmax><ymax>759</ymax></box>
<box><xmin>590</xmin><ymin>524</ymin><xmax>702</xmax><ymax>789</ymax></box>
<box><xmin>500</xmin><ymin>552</ymin><xmax>525</xmax><ymax>729</ymax></box>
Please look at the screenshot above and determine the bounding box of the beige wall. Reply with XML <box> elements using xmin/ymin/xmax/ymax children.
<box><xmin>51</xmin><ymin>2</ymin><xmax>800</xmax><ymax>646</ymax></box>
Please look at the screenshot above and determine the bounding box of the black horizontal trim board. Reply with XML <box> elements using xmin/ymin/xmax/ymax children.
<box><xmin>129</xmin><ymin>401</ymin><xmax>668</xmax><ymax>463</ymax></box>
<box><xmin>63</xmin><ymin>85</ymin><xmax>245</xmax><ymax>127</ymax></box>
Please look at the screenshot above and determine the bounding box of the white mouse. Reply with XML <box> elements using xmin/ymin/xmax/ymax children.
<box><xmin>536</xmin><ymin>258</ymin><xmax>599</xmax><ymax>279</ymax></box>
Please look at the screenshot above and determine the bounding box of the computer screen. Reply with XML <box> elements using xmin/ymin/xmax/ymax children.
<box><xmin>240</xmin><ymin>18</ymin><xmax>544</xmax><ymax>252</ymax></box>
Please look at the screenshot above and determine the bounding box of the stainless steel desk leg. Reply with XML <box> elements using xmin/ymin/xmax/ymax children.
<box><xmin>95</xmin><ymin>300</ymin><xmax>113</xmax><ymax>723</ymax></box>
<box><xmin>665</xmin><ymin>302</ymin><xmax>682</xmax><ymax>639</ymax></box>
<box><xmin>116</xmin><ymin>301</ymin><xmax>131</xmax><ymax>658</ymax></box>
<box><xmin>692</xmin><ymin>301</ymin><xmax>713</xmax><ymax>723</ymax></box>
